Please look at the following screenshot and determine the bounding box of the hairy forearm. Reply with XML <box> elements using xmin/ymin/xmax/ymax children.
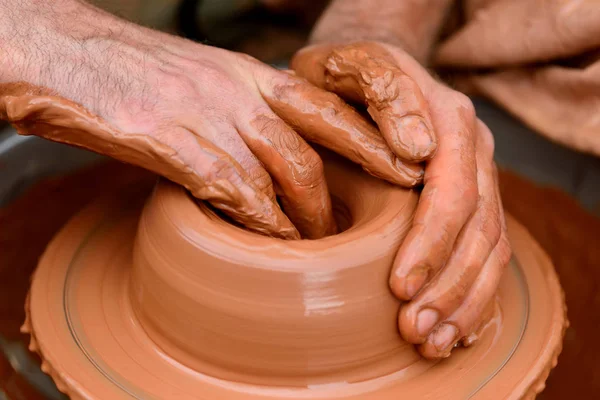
<box><xmin>1</xmin><ymin>0</ymin><xmax>104</xmax><ymax>80</ymax></box>
<box><xmin>0</xmin><ymin>0</ymin><xmax>166</xmax><ymax>116</ymax></box>
<box><xmin>310</xmin><ymin>0</ymin><xmax>455</xmax><ymax>64</ymax></box>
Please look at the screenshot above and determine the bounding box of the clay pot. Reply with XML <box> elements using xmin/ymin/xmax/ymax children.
<box><xmin>24</xmin><ymin>153</ymin><xmax>566</xmax><ymax>399</ymax></box>
<box><xmin>130</xmin><ymin>153</ymin><xmax>419</xmax><ymax>386</ymax></box>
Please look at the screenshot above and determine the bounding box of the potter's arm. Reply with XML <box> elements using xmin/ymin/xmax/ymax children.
<box><xmin>310</xmin><ymin>0</ymin><xmax>455</xmax><ymax>64</ymax></box>
<box><xmin>0</xmin><ymin>0</ymin><xmax>431</xmax><ymax>240</ymax></box>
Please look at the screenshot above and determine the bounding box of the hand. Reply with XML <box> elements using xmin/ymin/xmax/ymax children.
<box><xmin>434</xmin><ymin>0</ymin><xmax>600</xmax><ymax>156</ymax></box>
<box><xmin>0</xmin><ymin>0</ymin><xmax>423</xmax><ymax>240</ymax></box>
<box><xmin>292</xmin><ymin>41</ymin><xmax>512</xmax><ymax>359</ymax></box>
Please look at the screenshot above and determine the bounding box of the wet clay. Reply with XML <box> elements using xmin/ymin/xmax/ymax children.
<box><xmin>18</xmin><ymin>153</ymin><xmax>565</xmax><ymax>399</ymax></box>
<box><xmin>129</xmin><ymin>153</ymin><xmax>422</xmax><ymax>386</ymax></box>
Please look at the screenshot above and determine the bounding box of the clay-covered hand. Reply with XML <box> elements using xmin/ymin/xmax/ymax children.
<box><xmin>292</xmin><ymin>42</ymin><xmax>512</xmax><ymax>359</ymax></box>
<box><xmin>435</xmin><ymin>0</ymin><xmax>600</xmax><ymax>156</ymax></box>
<box><xmin>0</xmin><ymin>1</ymin><xmax>424</xmax><ymax>241</ymax></box>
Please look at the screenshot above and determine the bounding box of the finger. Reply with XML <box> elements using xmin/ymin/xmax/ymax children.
<box><xmin>258</xmin><ymin>72</ymin><xmax>424</xmax><ymax>187</ymax></box>
<box><xmin>177</xmin><ymin>128</ymin><xmax>301</xmax><ymax>239</ymax></box>
<box><xmin>435</xmin><ymin>0</ymin><xmax>600</xmax><ymax>67</ymax></box>
<box><xmin>193</xmin><ymin>119</ymin><xmax>277</xmax><ymax>202</ymax></box>
<box><xmin>293</xmin><ymin>44</ymin><xmax>437</xmax><ymax>162</ymax></box>
<box><xmin>237</xmin><ymin>110</ymin><xmax>337</xmax><ymax>239</ymax></box>
<box><xmin>417</xmin><ymin>229</ymin><xmax>511</xmax><ymax>359</ymax></box>
<box><xmin>398</xmin><ymin>120</ymin><xmax>500</xmax><ymax>344</ymax></box>
<box><xmin>389</xmin><ymin>91</ymin><xmax>479</xmax><ymax>301</ymax></box>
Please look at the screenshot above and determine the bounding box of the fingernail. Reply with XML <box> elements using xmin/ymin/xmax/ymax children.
<box><xmin>417</xmin><ymin>308</ymin><xmax>439</xmax><ymax>336</ymax></box>
<box><xmin>404</xmin><ymin>266</ymin><xmax>429</xmax><ymax>298</ymax></box>
<box><xmin>392</xmin><ymin>158</ymin><xmax>424</xmax><ymax>186</ymax></box>
<box><xmin>432</xmin><ymin>324</ymin><xmax>458</xmax><ymax>353</ymax></box>
<box><xmin>397</xmin><ymin>116</ymin><xmax>435</xmax><ymax>159</ymax></box>
<box><xmin>463</xmin><ymin>332</ymin><xmax>478</xmax><ymax>347</ymax></box>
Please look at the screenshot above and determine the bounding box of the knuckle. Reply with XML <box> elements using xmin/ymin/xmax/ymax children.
<box><xmin>269</xmin><ymin>76</ymin><xmax>298</xmax><ymax>103</ymax></box>
<box><xmin>434</xmin><ymin>222</ymin><xmax>456</xmax><ymax>252</ymax></box>
<box><xmin>292</xmin><ymin>147</ymin><xmax>325</xmax><ymax>189</ymax></box>
<box><xmin>451</xmin><ymin>92</ymin><xmax>476</xmax><ymax>118</ymax></box>
<box><xmin>159</xmin><ymin>69</ymin><xmax>197</xmax><ymax>96</ymax></box>
<box><xmin>234</xmin><ymin>52</ymin><xmax>261</xmax><ymax>66</ymax></box>
<box><xmin>480</xmin><ymin>212</ymin><xmax>502</xmax><ymax>250</ymax></box>
<box><xmin>254</xmin><ymin>114</ymin><xmax>283</xmax><ymax>137</ymax></box>
<box><xmin>423</xmin><ymin>174</ymin><xmax>478</xmax><ymax>217</ymax></box>
<box><xmin>207</xmin><ymin>154</ymin><xmax>236</xmax><ymax>181</ymax></box>
<box><xmin>495</xmin><ymin>235</ymin><xmax>513</xmax><ymax>267</ymax></box>
<box><xmin>476</xmin><ymin>119</ymin><xmax>496</xmax><ymax>156</ymax></box>
<box><xmin>253</xmin><ymin>114</ymin><xmax>326</xmax><ymax>193</ymax></box>
<box><xmin>247</xmin><ymin>164</ymin><xmax>274</xmax><ymax>194</ymax></box>
<box><xmin>460</xmin><ymin>183</ymin><xmax>480</xmax><ymax>212</ymax></box>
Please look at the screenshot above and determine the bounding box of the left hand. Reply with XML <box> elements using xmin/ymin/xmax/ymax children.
<box><xmin>292</xmin><ymin>41</ymin><xmax>512</xmax><ymax>359</ymax></box>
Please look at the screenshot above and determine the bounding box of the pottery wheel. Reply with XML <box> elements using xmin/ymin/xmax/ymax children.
<box><xmin>23</xmin><ymin>156</ymin><xmax>566</xmax><ymax>400</ymax></box>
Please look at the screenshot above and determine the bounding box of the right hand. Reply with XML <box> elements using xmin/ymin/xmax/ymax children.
<box><xmin>0</xmin><ymin>2</ymin><xmax>425</xmax><ymax>240</ymax></box>
<box><xmin>293</xmin><ymin>41</ymin><xmax>511</xmax><ymax>359</ymax></box>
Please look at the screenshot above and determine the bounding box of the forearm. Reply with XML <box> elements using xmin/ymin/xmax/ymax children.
<box><xmin>0</xmin><ymin>0</ymin><xmax>167</xmax><ymax>117</ymax></box>
<box><xmin>310</xmin><ymin>0</ymin><xmax>455</xmax><ymax>64</ymax></box>
<box><xmin>1</xmin><ymin>0</ymin><xmax>102</xmax><ymax>80</ymax></box>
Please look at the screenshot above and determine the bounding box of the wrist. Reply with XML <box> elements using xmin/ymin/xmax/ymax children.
<box><xmin>310</xmin><ymin>0</ymin><xmax>455</xmax><ymax>64</ymax></box>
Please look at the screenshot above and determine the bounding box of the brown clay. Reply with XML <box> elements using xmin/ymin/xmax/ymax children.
<box><xmin>4</xmin><ymin>161</ymin><xmax>598</xmax><ymax>399</ymax></box>
<box><xmin>289</xmin><ymin>43</ymin><xmax>437</xmax><ymax>163</ymax></box>
<box><xmin>19</xmin><ymin>152</ymin><xmax>566</xmax><ymax>399</ymax></box>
